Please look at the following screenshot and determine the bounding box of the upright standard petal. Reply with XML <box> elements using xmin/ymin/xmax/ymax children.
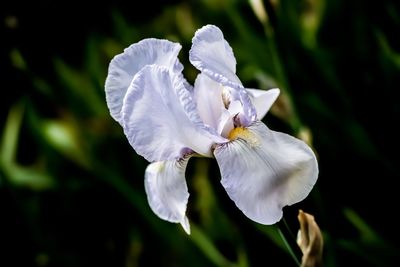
<box><xmin>105</xmin><ymin>39</ymin><xmax>183</xmax><ymax>124</ymax></box>
<box><xmin>193</xmin><ymin>74</ymin><xmax>224</xmax><ymax>129</ymax></box>
<box><xmin>122</xmin><ymin>65</ymin><xmax>222</xmax><ymax>162</ymax></box>
<box><xmin>247</xmin><ymin>88</ymin><xmax>280</xmax><ymax>120</ymax></box>
<box><xmin>214</xmin><ymin>122</ymin><xmax>318</xmax><ymax>225</ymax></box>
<box><xmin>189</xmin><ymin>25</ymin><xmax>242</xmax><ymax>88</ymax></box>
<box><xmin>189</xmin><ymin>25</ymin><xmax>257</xmax><ymax>126</ymax></box>
<box><xmin>145</xmin><ymin>157</ymin><xmax>192</xmax><ymax>234</ymax></box>
<box><xmin>218</xmin><ymin>100</ymin><xmax>243</xmax><ymax>138</ymax></box>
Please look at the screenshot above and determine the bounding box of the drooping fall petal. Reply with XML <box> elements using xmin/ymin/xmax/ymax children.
<box><xmin>145</xmin><ymin>158</ymin><xmax>192</xmax><ymax>234</ymax></box>
<box><xmin>213</xmin><ymin>122</ymin><xmax>318</xmax><ymax>224</ymax></box>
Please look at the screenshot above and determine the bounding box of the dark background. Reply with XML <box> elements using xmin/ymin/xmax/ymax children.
<box><xmin>1</xmin><ymin>0</ymin><xmax>400</xmax><ymax>266</ymax></box>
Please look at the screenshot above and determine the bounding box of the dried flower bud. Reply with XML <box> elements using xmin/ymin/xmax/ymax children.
<box><xmin>297</xmin><ymin>210</ymin><xmax>323</xmax><ymax>267</ymax></box>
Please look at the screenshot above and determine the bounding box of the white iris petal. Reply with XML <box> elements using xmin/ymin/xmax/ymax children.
<box><xmin>214</xmin><ymin>122</ymin><xmax>318</xmax><ymax>224</ymax></box>
<box><xmin>247</xmin><ymin>88</ymin><xmax>280</xmax><ymax>120</ymax></box>
<box><xmin>189</xmin><ymin>24</ymin><xmax>257</xmax><ymax>126</ymax></box>
<box><xmin>105</xmin><ymin>24</ymin><xmax>319</xmax><ymax>234</ymax></box>
<box><xmin>189</xmin><ymin>25</ymin><xmax>241</xmax><ymax>88</ymax></box>
<box><xmin>145</xmin><ymin>158</ymin><xmax>192</xmax><ymax>234</ymax></box>
<box><xmin>105</xmin><ymin>39</ymin><xmax>182</xmax><ymax>124</ymax></box>
<box><xmin>193</xmin><ymin>74</ymin><xmax>225</xmax><ymax>129</ymax></box>
<box><xmin>122</xmin><ymin>65</ymin><xmax>221</xmax><ymax>162</ymax></box>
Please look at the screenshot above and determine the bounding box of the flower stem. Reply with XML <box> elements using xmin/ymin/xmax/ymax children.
<box><xmin>277</xmin><ymin>218</ymin><xmax>302</xmax><ymax>266</ymax></box>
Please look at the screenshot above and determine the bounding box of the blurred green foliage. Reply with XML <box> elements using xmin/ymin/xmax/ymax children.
<box><xmin>1</xmin><ymin>0</ymin><xmax>400</xmax><ymax>266</ymax></box>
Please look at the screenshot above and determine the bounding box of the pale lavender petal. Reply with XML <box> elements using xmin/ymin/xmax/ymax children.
<box><xmin>217</xmin><ymin>100</ymin><xmax>242</xmax><ymax>138</ymax></box>
<box><xmin>105</xmin><ymin>39</ymin><xmax>183</xmax><ymax>124</ymax></box>
<box><xmin>193</xmin><ymin>74</ymin><xmax>225</xmax><ymax>130</ymax></box>
<box><xmin>237</xmin><ymin>89</ymin><xmax>258</xmax><ymax>126</ymax></box>
<box><xmin>145</xmin><ymin>157</ymin><xmax>192</xmax><ymax>234</ymax></box>
<box><xmin>247</xmin><ymin>88</ymin><xmax>280</xmax><ymax>120</ymax></box>
<box><xmin>189</xmin><ymin>25</ymin><xmax>257</xmax><ymax>125</ymax></box>
<box><xmin>213</xmin><ymin>122</ymin><xmax>318</xmax><ymax>225</ymax></box>
<box><xmin>122</xmin><ymin>65</ymin><xmax>223</xmax><ymax>162</ymax></box>
<box><xmin>189</xmin><ymin>25</ymin><xmax>242</xmax><ymax>88</ymax></box>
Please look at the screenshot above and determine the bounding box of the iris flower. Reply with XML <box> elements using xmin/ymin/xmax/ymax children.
<box><xmin>105</xmin><ymin>25</ymin><xmax>318</xmax><ymax>234</ymax></box>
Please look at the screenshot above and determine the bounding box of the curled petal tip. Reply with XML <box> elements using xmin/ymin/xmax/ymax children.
<box><xmin>180</xmin><ymin>216</ymin><xmax>191</xmax><ymax>235</ymax></box>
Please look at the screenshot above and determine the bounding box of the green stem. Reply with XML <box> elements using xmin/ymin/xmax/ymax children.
<box><xmin>277</xmin><ymin>218</ymin><xmax>302</xmax><ymax>266</ymax></box>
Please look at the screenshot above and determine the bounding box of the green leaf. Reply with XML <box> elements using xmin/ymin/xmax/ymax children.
<box><xmin>10</xmin><ymin>49</ymin><xmax>27</xmax><ymax>71</ymax></box>
<box><xmin>375</xmin><ymin>29</ymin><xmax>400</xmax><ymax>69</ymax></box>
<box><xmin>0</xmin><ymin>102</ymin><xmax>54</xmax><ymax>190</ymax></box>
<box><xmin>343</xmin><ymin>208</ymin><xmax>380</xmax><ymax>244</ymax></box>
<box><xmin>40</xmin><ymin>119</ymin><xmax>90</xmax><ymax>169</ymax></box>
<box><xmin>54</xmin><ymin>58</ymin><xmax>106</xmax><ymax>116</ymax></box>
<box><xmin>2</xmin><ymin>164</ymin><xmax>54</xmax><ymax>190</ymax></box>
<box><xmin>0</xmin><ymin>102</ymin><xmax>24</xmax><ymax>164</ymax></box>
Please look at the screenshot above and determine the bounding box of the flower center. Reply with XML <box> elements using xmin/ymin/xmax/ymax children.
<box><xmin>228</xmin><ymin>127</ymin><xmax>248</xmax><ymax>140</ymax></box>
<box><xmin>227</xmin><ymin>126</ymin><xmax>260</xmax><ymax>147</ymax></box>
